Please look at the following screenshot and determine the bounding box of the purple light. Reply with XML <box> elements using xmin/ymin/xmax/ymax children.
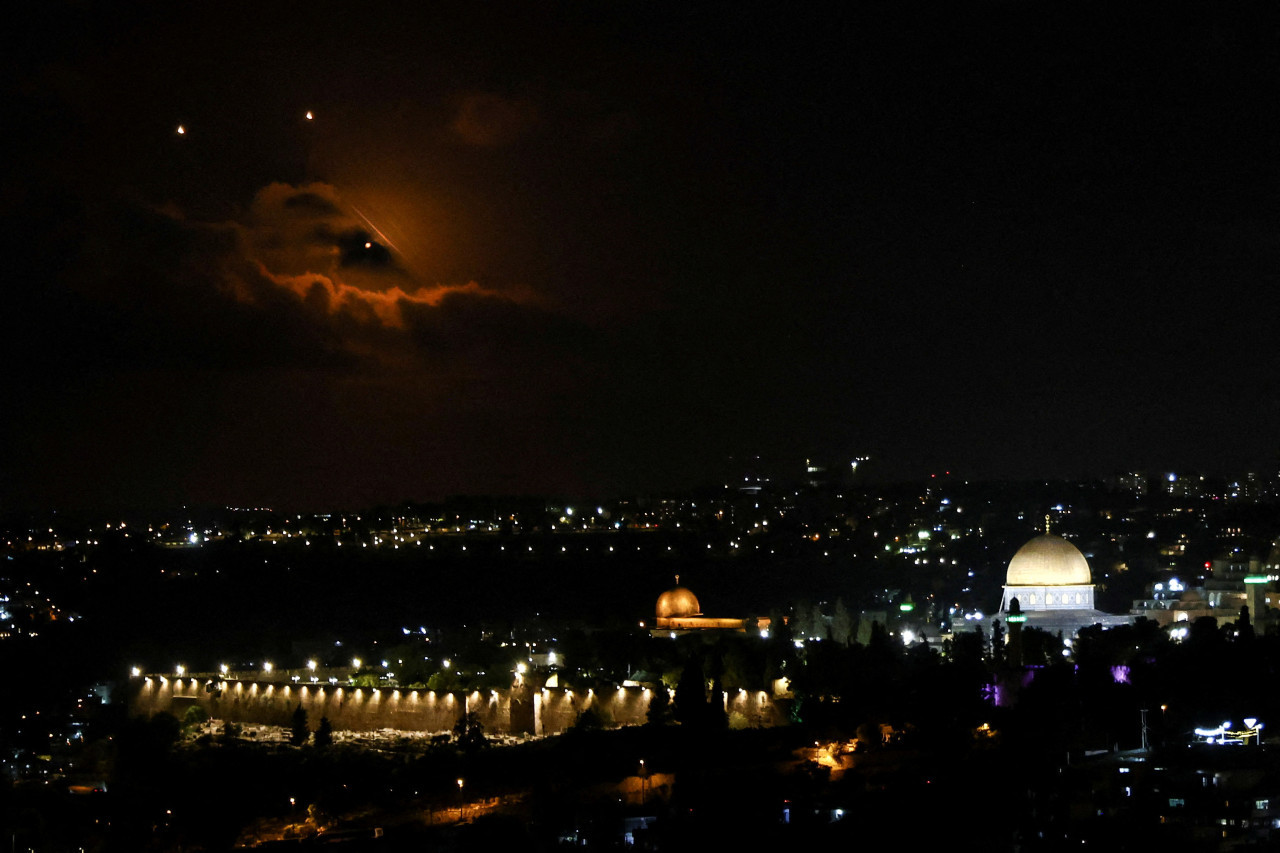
<box><xmin>1111</xmin><ymin>665</ymin><xmax>1131</xmax><ymax>684</ymax></box>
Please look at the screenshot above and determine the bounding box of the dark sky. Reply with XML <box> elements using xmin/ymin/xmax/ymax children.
<box><xmin>4</xmin><ymin>2</ymin><xmax>1278</xmax><ymax>510</ymax></box>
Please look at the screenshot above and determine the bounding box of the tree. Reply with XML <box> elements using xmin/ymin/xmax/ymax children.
<box><xmin>1021</xmin><ymin>626</ymin><xmax>1057</xmax><ymax>667</ymax></box>
<box><xmin>790</xmin><ymin>602</ymin><xmax>813</xmax><ymax>641</ymax></box>
<box><xmin>830</xmin><ymin>598</ymin><xmax>854</xmax><ymax>646</ymax></box>
<box><xmin>646</xmin><ymin>684</ymin><xmax>673</xmax><ymax>727</ymax></box>
<box><xmin>427</xmin><ymin>670</ymin><xmax>460</xmax><ymax>692</ymax></box>
<box><xmin>314</xmin><ymin>716</ymin><xmax>333</xmax><ymax>749</ymax></box>
<box><xmin>452</xmin><ymin>711</ymin><xmax>487</xmax><ymax>753</ymax></box>
<box><xmin>950</xmin><ymin>625</ymin><xmax>987</xmax><ymax>667</ymax></box>
<box><xmin>182</xmin><ymin>704</ymin><xmax>210</xmax><ymax>733</ymax></box>
<box><xmin>719</xmin><ymin>643</ymin><xmax>755</xmax><ymax>692</ymax></box>
<box><xmin>673</xmin><ymin>656</ymin><xmax>708</xmax><ymax>727</ymax></box>
<box><xmin>289</xmin><ymin>704</ymin><xmax>310</xmax><ymax>746</ymax></box>
<box><xmin>707</xmin><ymin>675</ymin><xmax>728</xmax><ymax>729</ymax></box>
<box><xmin>570</xmin><ymin>706</ymin><xmax>605</xmax><ymax>733</ymax></box>
<box><xmin>1238</xmin><ymin>605</ymin><xmax>1255</xmax><ymax>642</ymax></box>
<box><xmin>810</xmin><ymin>603</ymin><xmax>829</xmax><ymax>642</ymax></box>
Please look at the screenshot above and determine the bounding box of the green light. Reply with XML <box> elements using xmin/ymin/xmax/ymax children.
<box><xmin>899</xmin><ymin>603</ymin><xmax>914</xmax><ymax>612</ymax></box>
<box><xmin>1006</xmin><ymin>614</ymin><xmax>1027</xmax><ymax>623</ymax></box>
<box><xmin>1244</xmin><ymin>576</ymin><xmax>1269</xmax><ymax>585</ymax></box>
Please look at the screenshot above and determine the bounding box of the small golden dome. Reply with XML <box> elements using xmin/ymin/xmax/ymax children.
<box><xmin>656</xmin><ymin>585</ymin><xmax>701</xmax><ymax>619</ymax></box>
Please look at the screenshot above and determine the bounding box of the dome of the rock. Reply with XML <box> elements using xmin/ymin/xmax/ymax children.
<box><xmin>1006</xmin><ymin>534</ymin><xmax>1092</xmax><ymax>586</ymax></box>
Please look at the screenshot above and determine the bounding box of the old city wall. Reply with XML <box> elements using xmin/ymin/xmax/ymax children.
<box><xmin>131</xmin><ymin>678</ymin><xmax>786</xmax><ymax>736</ymax></box>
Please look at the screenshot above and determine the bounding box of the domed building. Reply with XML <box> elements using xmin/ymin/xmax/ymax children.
<box><xmin>656</xmin><ymin>584</ymin><xmax>702</xmax><ymax>621</ymax></box>
<box><xmin>1000</xmin><ymin>534</ymin><xmax>1095</xmax><ymax>613</ymax></box>
<box><xmin>651</xmin><ymin>576</ymin><xmax>770</xmax><ymax>636</ymax></box>
<box><xmin>997</xmin><ymin>532</ymin><xmax>1131</xmax><ymax>636</ymax></box>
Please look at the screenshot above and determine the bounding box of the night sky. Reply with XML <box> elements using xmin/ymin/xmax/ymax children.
<box><xmin>4</xmin><ymin>3</ymin><xmax>1278</xmax><ymax>511</ymax></box>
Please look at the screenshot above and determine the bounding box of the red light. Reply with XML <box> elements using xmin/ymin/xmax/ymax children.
<box><xmin>1205</xmin><ymin>561</ymin><xmax>1212</xmax><ymax>569</ymax></box>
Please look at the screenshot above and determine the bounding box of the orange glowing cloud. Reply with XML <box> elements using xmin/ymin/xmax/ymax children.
<box><xmin>258</xmin><ymin>266</ymin><xmax>495</xmax><ymax>328</ymax></box>
<box><xmin>224</xmin><ymin>181</ymin><xmax>519</xmax><ymax>329</ymax></box>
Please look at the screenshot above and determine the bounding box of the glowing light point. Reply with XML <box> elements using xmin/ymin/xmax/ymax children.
<box><xmin>176</xmin><ymin>124</ymin><xmax>185</xmax><ymax>135</ymax></box>
<box><xmin>305</xmin><ymin>110</ymin><xmax>313</xmax><ymax>120</ymax></box>
<box><xmin>364</xmin><ymin>242</ymin><xmax>372</xmax><ymax>249</ymax></box>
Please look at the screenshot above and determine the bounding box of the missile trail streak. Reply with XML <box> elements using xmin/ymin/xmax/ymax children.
<box><xmin>350</xmin><ymin>207</ymin><xmax>403</xmax><ymax>255</ymax></box>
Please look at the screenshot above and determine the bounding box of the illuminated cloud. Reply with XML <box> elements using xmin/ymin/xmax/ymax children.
<box><xmin>233</xmin><ymin>181</ymin><xmax>511</xmax><ymax>329</ymax></box>
<box><xmin>257</xmin><ymin>266</ymin><xmax>491</xmax><ymax>329</ymax></box>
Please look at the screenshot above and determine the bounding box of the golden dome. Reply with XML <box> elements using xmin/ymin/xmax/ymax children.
<box><xmin>1006</xmin><ymin>534</ymin><xmax>1091</xmax><ymax>586</ymax></box>
<box><xmin>656</xmin><ymin>585</ymin><xmax>701</xmax><ymax>619</ymax></box>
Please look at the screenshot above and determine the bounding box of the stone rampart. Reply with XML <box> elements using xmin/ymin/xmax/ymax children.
<box><xmin>130</xmin><ymin>677</ymin><xmax>787</xmax><ymax>736</ymax></box>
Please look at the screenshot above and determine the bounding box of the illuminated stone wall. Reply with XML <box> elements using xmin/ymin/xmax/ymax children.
<box><xmin>133</xmin><ymin>678</ymin><xmax>480</xmax><ymax>734</ymax></box>
<box><xmin>130</xmin><ymin>678</ymin><xmax>787</xmax><ymax>736</ymax></box>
